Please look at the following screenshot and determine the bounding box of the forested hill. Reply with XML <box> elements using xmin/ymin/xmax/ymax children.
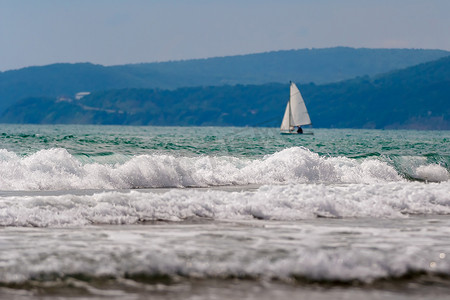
<box><xmin>0</xmin><ymin>47</ymin><xmax>448</xmax><ymax>114</ymax></box>
<box><xmin>2</xmin><ymin>55</ymin><xmax>449</xmax><ymax>129</ymax></box>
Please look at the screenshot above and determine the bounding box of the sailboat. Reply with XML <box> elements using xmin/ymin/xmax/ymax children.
<box><xmin>280</xmin><ymin>82</ymin><xmax>313</xmax><ymax>135</ymax></box>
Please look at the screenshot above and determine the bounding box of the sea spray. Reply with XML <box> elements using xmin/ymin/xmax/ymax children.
<box><xmin>0</xmin><ymin>147</ymin><xmax>414</xmax><ymax>191</ymax></box>
<box><xmin>1</xmin><ymin>182</ymin><xmax>449</xmax><ymax>227</ymax></box>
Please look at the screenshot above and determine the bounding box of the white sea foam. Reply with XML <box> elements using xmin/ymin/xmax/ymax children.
<box><xmin>1</xmin><ymin>182</ymin><xmax>449</xmax><ymax>227</ymax></box>
<box><xmin>414</xmin><ymin>164</ymin><xmax>449</xmax><ymax>182</ymax></box>
<box><xmin>0</xmin><ymin>147</ymin><xmax>421</xmax><ymax>191</ymax></box>
<box><xmin>1</xmin><ymin>216</ymin><xmax>450</xmax><ymax>284</ymax></box>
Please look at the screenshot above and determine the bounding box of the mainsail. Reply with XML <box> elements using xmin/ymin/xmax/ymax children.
<box><xmin>280</xmin><ymin>82</ymin><xmax>311</xmax><ymax>132</ymax></box>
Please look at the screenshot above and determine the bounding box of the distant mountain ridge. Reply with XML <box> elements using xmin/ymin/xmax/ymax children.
<box><xmin>2</xmin><ymin>55</ymin><xmax>449</xmax><ymax>129</ymax></box>
<box><xmin>0</xmin><ymin>47</ymin><xmax>448</xmax><ymax>114</ymax></box>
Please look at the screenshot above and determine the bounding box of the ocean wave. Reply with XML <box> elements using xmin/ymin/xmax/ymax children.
<box><xmin>386</xmin><ymin>153</ymin><xmax>449</xmax><ymax>182</ymax></box>
<box><xmin>1</xmin><ymin>182</ymin><xmax>449</xmax><ymax>227</ymax></box>
<box><xmin>1</xmin><ymin>147</ymin><xmax>447</xmax><ymax>191</ymax></box>
<box><xmin>2</xmin><ymin>247</ymin><xmax>449</xmax><ymax>285</ymax></box>
<box><xmin>1</xmin><ymin>214</ymin><xmax>450</xmax><ymax>285</ymax></box>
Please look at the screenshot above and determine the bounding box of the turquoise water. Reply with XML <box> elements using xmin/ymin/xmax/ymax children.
<box><xmin>1</xmin><ymin>125</ymin><xmax>448</xmax><ymax>186</ymax></box>
<box><xmin>1</xmin><ymin>124</ymin><xmax>448</xmax><ymax>162</ymax></box>
<box><xmin>0</xmin><ymin>125</ymin><xmax>449</xmax><ymax>299</ymax></box>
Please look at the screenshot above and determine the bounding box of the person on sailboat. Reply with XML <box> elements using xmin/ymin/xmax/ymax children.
<box><xmin>280</xmin><ymin>82</ymin><xmax>312</xmax><ymax>135</ymax></box>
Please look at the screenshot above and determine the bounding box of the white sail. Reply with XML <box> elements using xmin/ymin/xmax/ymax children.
<box><xmin>280</xmin><ymin>102</ymin><xmax>291</xmax><ymax>131</ymax></box>
<box><xmin>289</xmin><ymin>82</ymin><xmax>311</xmax><ymax>126</ymax></box>
<box><xmin>280</xmin><ymin>82</ymin><xmax>312</xmax><ymax>132</ymax></box>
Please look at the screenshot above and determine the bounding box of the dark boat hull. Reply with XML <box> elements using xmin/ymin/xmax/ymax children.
<box><xmin>280</xmin><ymin>132</ymin><xmax>314</xmax><ymax>135</ymax></box>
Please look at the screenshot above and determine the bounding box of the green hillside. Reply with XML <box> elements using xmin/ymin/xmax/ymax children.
<box><xmin>0</xmin><ymin>47</ymin><xmax>448</xmax><ymax>114</ymax></box>
<box><xmin>307</xmin><ymin>55</ymin><xmax>450</xmax><ymax>129</ymax></box>
<box><xmin>1</xmin><ymin>55</ymin><xmax>449</xmax><ymax>129</ymax></box>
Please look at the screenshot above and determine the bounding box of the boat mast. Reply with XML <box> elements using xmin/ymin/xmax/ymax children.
<box><xmin>288</xmin><ymin>81</ymin><xmax>292</xmax><ymax>132</ymax></box>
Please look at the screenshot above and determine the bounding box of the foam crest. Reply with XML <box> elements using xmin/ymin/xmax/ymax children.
<box><xmin>0</xmin><ymin>147</ymin><xmax>406</xmax><ymax>191</ymax></box>
<box><xmin>1</xmin><ymin>182</ymin><xmax>449</xmax><ymax>227</ymax></box>
<box><xmin>2</xmin><ymin>217</ymin><xmax>450</xmax><ymax>284</ymax></box>
<box><xmin>414</xmin><ymin>164</ymin><xmax>449</xmax><ymax>182</ymax></box>
<box><xmin>2</xmin><ymin>242</ymin><xmax>448</xmax><ymax>284</ymax></box>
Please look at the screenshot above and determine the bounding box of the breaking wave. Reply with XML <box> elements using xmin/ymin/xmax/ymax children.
<box><xmin>2</xmin><ymin>243</ymin><xmax>450</xmax><ymax>286</ymax></box>
<box><xmin>1</xmin><ymin>182</ymin><xmax>449</xmax><ymax>227</ymax></box>
<box><xmin>0</xmin><ymin>147</ymin><xmax>447</xmax><ymax>191</ymax></box>
<box><xmin>1</xmin><ymin>205</ymin><xmax>450</xmax><ymax>286</ymax></box>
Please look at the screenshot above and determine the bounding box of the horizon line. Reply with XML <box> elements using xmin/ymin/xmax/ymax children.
<box><xmin>2</xmin><ymin>46</ymin><xmax>449</xmax><ymax>73</ymax></box>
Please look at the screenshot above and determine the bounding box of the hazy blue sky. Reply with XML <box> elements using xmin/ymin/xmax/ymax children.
<box><xmin>1</xmin><ymin>0</ymin><xmax>449</xmax><ymax>71</ymax></box>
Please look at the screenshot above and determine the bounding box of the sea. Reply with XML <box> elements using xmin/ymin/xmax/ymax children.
<box><xmin>0</xmin><ymin>124</ymin><xmax>449</xmax><ymax>300</ymax></box>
